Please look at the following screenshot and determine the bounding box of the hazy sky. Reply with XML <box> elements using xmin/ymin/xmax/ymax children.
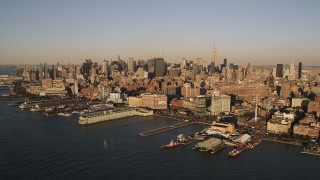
<box><xmin>0</xmin><ymin>0</ymin><xmax>319</xmax><ymax>65</ymax></box>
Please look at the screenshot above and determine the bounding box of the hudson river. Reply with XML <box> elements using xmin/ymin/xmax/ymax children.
<box><xmin>1</xmin><ymin>70</ymin><xmax>320</xmax><ymax>179</ymax></box>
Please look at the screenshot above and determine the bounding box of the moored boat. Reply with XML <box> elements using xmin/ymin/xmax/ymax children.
<box><xmin>19</xmin><ymin>102</ymin><xmax>29</xmax><ymax>109</ymax></box>
<box><xmin>177</xmin><ymin>134</ymin><xmax>192</xmax><ymax>145</ymax></box>
<box><xmin>228</xmin><ymin>144</ymin><xmax>246</xmax><ymax>157</ymax></box>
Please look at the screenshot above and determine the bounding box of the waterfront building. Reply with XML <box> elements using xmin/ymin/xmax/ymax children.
<box><xmin>210</xmin><ymin>94</ymin><xmax>231</xmax><ymax>115</ymax></box>
<box><xmin>209</xmin><ymin>121</ymin><xmax>236</xmax><ymax>134</ymax></box>
<box><xmin>141</xmin><ymin>94</ymin><xmax>167</xmax><ymax>109</ymax></box>
<box><xmin>196</xmin><ymin>138</ymin><xmax>222</xmax><ymax>151</ymax></box>
<box><xmin>128</xmin><ymin>96</ymin><xmax>143</xmax><ymax>107</ymax></box>
<box><xmin>233</xmin><ymin>134</ymin><xmax>251</xmax><ymax>144</ymax></box>
<box><xmin>107</xmin><ymin>92</ymin><xmax>123</xmax><ymax>104</ymax></box>
<box><xmin>294</xmin><ymin>124</ymin><xmax>319</xmax><ymax>138</ymax></box>
<box><xmin>267</xmin><ymin>119</ymin><xmax>292</xmax><ymax>134</ymax></box>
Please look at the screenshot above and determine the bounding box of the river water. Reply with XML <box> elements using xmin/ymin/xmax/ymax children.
<box><xmin>0</xmin><ymin>68</ymin><xmax>320</xmax><ymax>179</ymax></box>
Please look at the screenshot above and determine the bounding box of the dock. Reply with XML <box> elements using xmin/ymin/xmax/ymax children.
<box><xmin>139</xmin><ymin>121</ymin><xmax>194</xmax><ymax>137</ymax></box>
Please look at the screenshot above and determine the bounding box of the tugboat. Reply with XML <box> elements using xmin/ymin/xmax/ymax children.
<box><xmin>161</xmin><ymin>139</ymin><xmax>180</xmax><ymax>149</ymax></box>
<box><xmin>228</xmin><ymin>144</ymin><xmax>245</xmax><ymax>157</ymax></box>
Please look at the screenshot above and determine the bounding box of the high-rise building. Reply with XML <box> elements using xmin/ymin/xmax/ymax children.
<box><xmin>210</xmin><ymin>94</ymin><xmax>231</xmax><ymax>115</ymax></box>
<box><xmin>210</xmin><ymin>43</ymin><xmax>217</xmax><ymax>73</ymax></box>
<box><xmin>128</xmin><ymin>57</ymin><xmax>135</xmax><ymax>73</ymax></box>
<box><xmin>38</xmin><ymin>63</ymin><xmax>43</xmax><ymax>81</ymax></box>
<box><xmin>276</xmin><ymin>64</ymin><xmax>283</xmax><ymax>78</ymax></box>
<box><xmin>223</xmin><ymin>59</ymin><xmax>227</xmax><ymax>66</ymax></box>
<box><xmin>298</xmin><ymin>62</ymin><xmax>302</xmax><ymax>79</ymax></box>
<box><xmin>50</xmin><ymin>65</ymin><xmax>56</xmax><ymax>80</ymax></box>
<box><xmin>102</xmin><ymin>60</ymin><xmax>109</xmax><ymax>77</ymax></box>
<box><xmin>82</xmin><ymin>59</ymin><xmax>93</xmax><ymax>80</ymax></box>
<box><xmin>193</xmin><ymin>62</ymin><xmax>198</xmax><ymax>78</ymax></box>
<box><xmin>280</xmin><ymin>82</ymin><xmax>291</xmax><ymax>99</ymax></box>
<box><xmin>154</xmin><ymin>58</ymin><xmax>164</xmax><ymax>77</ymax></box>
<box><xmin>289</xmin><ymin>61</ymin><xmax>296</xmax><ymax>80</ymax></box>
<box><xmin>43</xmin><ymin>63</ymin><xmax>48</xmax><ymax>79</ymax></box>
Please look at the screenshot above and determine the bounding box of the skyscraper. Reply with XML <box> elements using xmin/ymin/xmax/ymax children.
<box><xmin>38</xmin><ymin>63</ymin><xmax>43</xmax><ymax>81</ymax></box>
<box><xmin>44</xmin><ymin>63</ymin><xmax>48</xmax><ymax>79</ymax></box>
<box><xmin>210</xmin><ymin>43</ymin><xmax>217</xmax><ymax>73</ymax></box>
<box><xmin>298</xmin><ymin>62</ymin><xmax>302</xmax><ymax>79</ymax></box>
<box><xmin>82</xmin><ymin>59</ymin><xmax>93</xmax><ymax>80</ymax></box>
<box><xmin>276</xmin><ymin>64</ymin><xmax>283</xmax><ymax>78</ymax></box>
<box><xmin>102</xmin><ymin>60</ymin><xmax>109</xmax><ymax>76</ymax></box>
<box><xmin>128</xmin><ymin>57</ymin><xmax>135</xmax><ymax>73</ymax></box>
<box><xmin>154</xmin><ymin>58</ymin><xmax>164</xmax><ymax>77</ymax></box>
<box><xmin>289</xmin><ymin>61</ymin><xmax>296</xmax><ymax>80</ymax></box>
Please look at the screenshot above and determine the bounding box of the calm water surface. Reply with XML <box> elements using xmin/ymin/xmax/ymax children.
<box><xmin>1</xmin><ymin>99</ymin><xmax>320</xmax><ymax>180</ymax></box>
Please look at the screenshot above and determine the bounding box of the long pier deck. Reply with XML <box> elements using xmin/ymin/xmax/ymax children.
<box><xmin>139</xmin><ymin>121</ymin><xmax>194</xmax><ymax>137</ymax></box>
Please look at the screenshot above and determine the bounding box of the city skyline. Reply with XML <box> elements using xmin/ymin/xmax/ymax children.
<box><xmin>1</xmin><ymin>0</ymin><xmax>320</xmax><ymax>65</ymax></box>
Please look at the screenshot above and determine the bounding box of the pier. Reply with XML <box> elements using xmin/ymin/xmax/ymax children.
<box><xmin>139</xmin><ymin>121</ymin><xmax>194</xmax><ymax>137</ymax></box>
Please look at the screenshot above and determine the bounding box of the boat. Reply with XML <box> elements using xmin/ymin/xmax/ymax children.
<box><xmin>44</xmin><ymin>107</ymin><xmax>53</xmax><ymax>111</ymax></box>
<box><xmin>63</xmin><ymin>113</ymin><xmax>71</xmax><ymax>117</ymax></box>
<box><xmin>161</xmin><ymin>139</ymin><xmax>180</xmax><ymax>149</ymax></box>
<box><xmin>300</xmin><ymin>147</ymin><xmax>307</xmax><ymax>154</ymax></box>
<box><xmin>30</xmin><ymin>104</ymin><xmax>40</xmax><ymax>112</ymax></box>
<box><xmin>103</xmin><ymin>140</ymin><xmax>108</xmax><ymax>148</ymax></box>
<box><xmin>228</xmin><ymin>149</ymin><xmax>244</xmax><ymax>157</ymax></box>
<box><xmin>177</xmin><ymin>134</ymin><xmax>192</xmax><ymax>145</ymax></box>
<box><xmin>194</xmin><ymin>135</ymin><xmax>206</xmax><ymax>141</ymax></box>
<box><xmin>57</xmin><ymin>112</ymin><xmax>65</xmax><ymax>116</ymax></box>
<box><xmin>192</xmin><ymin>145</ymin><xmax>199</xmax><ymax>150</ymax></box>
<box><xmin>199</xmin><ymin>147</ymin><xmax>209</xmax><ymax>152</ymax></box>
<box><xmin>19</xmin><ymin>102</ymin><xmax>29</xmax><ymax>109</ymax></box>
<box><xmin>252</xmin><ymin>137</ymin><xmax>263</xmax><ymax>148</ymax></box>
<box><xmin>228</xmin><ymin>144</ymin><xmax>246</xmax><ymax>157</ymax></box>
<box><xmin>180</xmin><ymin>140</ymin><xmax>192</xmax><ymax>145</ymax></box>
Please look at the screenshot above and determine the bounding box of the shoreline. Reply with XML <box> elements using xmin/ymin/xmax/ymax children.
<box><xmin>153</xmin><ymin>114</ymin><xmax>189</xmax><ymax>121</ymax></box>
<box><xmin>264</xmin><ymin>138</ymin><xmax>302</xmax><ymax>146</ymax></box>
<box><xmin>301</xmin><ymin>150</ymin><xmax>320</xmax><ymax>157</ymax></box>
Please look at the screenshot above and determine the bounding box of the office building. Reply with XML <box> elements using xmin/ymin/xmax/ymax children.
<box><xmin>276</xmin><ymin>64</ymin><xmax>283</xmax><ymax>78</ymax></box>
<box><xmin>298</xmin><ymin>62</ymin><xmax>302</xmax><ymax>79</ymax></box>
